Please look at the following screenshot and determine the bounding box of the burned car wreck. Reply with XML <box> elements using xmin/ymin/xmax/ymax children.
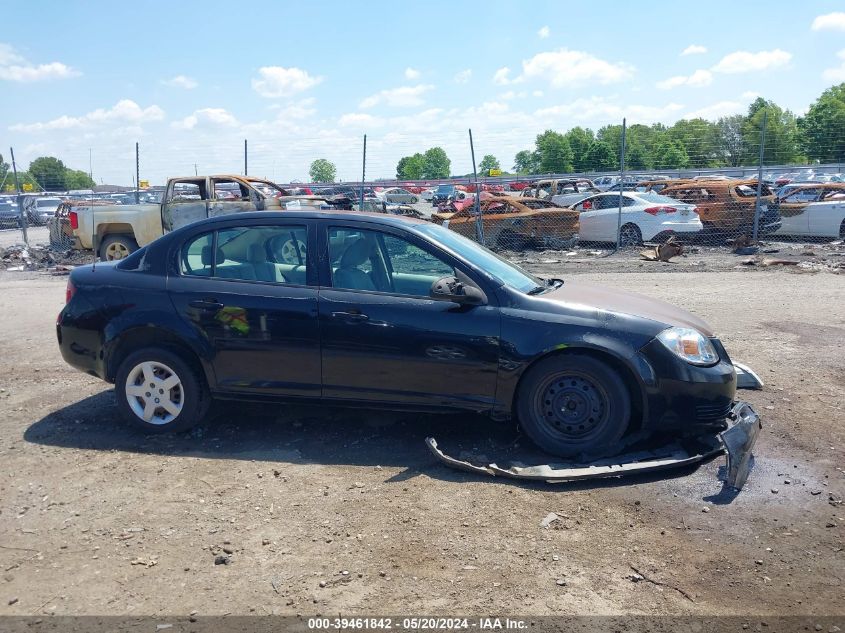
<box><xmin>56</xmin><ymin>211</ymin><xmax>761</xmax><ymax>490</ymax></box>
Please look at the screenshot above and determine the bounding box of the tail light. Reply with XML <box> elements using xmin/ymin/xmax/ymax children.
<box><xmin>691</xmin><ymin>206</ymin><xmax>700</xmax><ymax>215</ymax></box>
<box><xmin>65</xmin><ymin>279</ymin><xmax>76</xmax><ymax>304</ymax></box>
<box><xmin>644</xmin><ymin>206</ymin><xmax>677</xmax><ymax>215</ymax></box>
<box><xmin>69</xmin><ymin>210</ymin><xmax>79</xmax><ymax>229</ymax></box>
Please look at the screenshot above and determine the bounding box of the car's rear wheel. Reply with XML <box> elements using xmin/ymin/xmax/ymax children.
<box><xmin>115</xmin><ymin>348</ymin><xmax>209</xmax><ymax>433</ymax></box>
<box><xmin>516</xmin><ymin>354</ymin><xmax>631</xmax><ymax>458</ymax></box>
<box><xmin>618</xmin><ymin>223</ymin><xmax>642</xmax><ymax>247</ymax></box>
<box><xmin>839</xmin><ymin>219</ymin><xmax>845</xmax><ymax>239</ymax></box>
<box><xmin>100</xmin><ymin>234</ymin><xmax>139</xmax><ymax>261</ymax></box>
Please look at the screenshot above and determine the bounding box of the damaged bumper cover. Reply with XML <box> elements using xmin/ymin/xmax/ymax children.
<box><xmin>427</xmin><ymin>401</ymin><xmax>762</xmax><ymax>490</ymax></box>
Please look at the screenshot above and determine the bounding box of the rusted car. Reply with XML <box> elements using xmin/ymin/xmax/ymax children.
<box><xmin>521</xmin><ymin>179</ymin><xmax>598</xmax><ymax>207</ymax></box>
<box><xmin>659</xmin><ymin>179</ymin><xmax>781</xmax><ymax>237</ymax></box>
<box><xmin>431</xmin><ymin>195</ymin><xmax>578</xmax><ymax>250</ymax></box>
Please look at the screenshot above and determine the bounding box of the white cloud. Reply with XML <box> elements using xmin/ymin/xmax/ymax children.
<box><xmin>404</xmin><ymin>67</ymin><xmax>420</xmax><ymax>80</ymax></box>
<box><xmin>359</xmin><ymin>84</ymin><xmax>434</xmax><ymax>108</ymax></box>
<box><xmin>822</xmin><ymin>49</ymin><xmax>845</xmax><ymax>82</ymax></box>
<box><xmin>711</xmin><ymin>49</ymin><xmax>791</xmax><ymax>74</ymax></box>
<box><xmin>161</xmin><ymin>74</ymin><xmax>197</xmax><ymax>89</ymax></box>
<box><xmin>251</xmin><ymin>66</ymin><xmax>323</xmax><ymax>98</ymax></box>
<box><xmin>656</xmin><ymin>69</ymin><xmax>713</xmax><ymax>90</ymax></box>
<box><xmin>812</xmin><ymin>12</ymin><xmax>845</xmax><ymax>31</ymax></box>
<box><xmin>682</xmin><ymin>100</ymin><xmax>744</xmax><ymax>120</ymax></box>
<box><xmin>0</xmin><ymin>43</ymin><xmax>80</xmax><ymax>82</ymax></box>
<box><xmin>538</xmin><ymin>25</ymin><xmax>550</xmax><ymax>39</ymax></box>
<box><xmin>514</xmin><ymin>48</ymin><xmax>634</xmax><ymax>87</ymax></box>
<box><xmin>493</xmin><ymin>67</ymin><xmax>513</xmax><ymax>85</ymax></box>
<box><xmin>532</xmin><ymin>90</ymin><xmax>544</xmax><ymax>97</ymax></box>
<box><xmin>454</xmin><ymin>69</ymin><xmax>472</xmax><ymax>84</ymax></box>
<box><xmin>172</xmin><ymin>108</ymin><xmax>238</xmax><ymax>130</ymax></box>
<box><xmin>10</xmin><ymin>99</ymin><xmax>164</xmax><ymax>132</ymax></box>
<box><xmin>535</xmin><ymin>97</ymin><xmax>683</xmax><ymax>124</ymax></box>
<box><xmin>338</xmin><ymin>112</ymin><xmax>385</xmax><ymax>128</ymax></box>
<box><xmin>681</xmin><ymin>45</ymin><xmax>707</xmax><ymax>56</ymax></box>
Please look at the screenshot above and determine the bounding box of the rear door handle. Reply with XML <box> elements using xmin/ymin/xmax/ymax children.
<box><xmin>189</xmin><ymin>298</ymin><xmax>224</xmax><ymax>310</ymax></box>
<box><xmin>331</xmin><ymin>310</ymin><xmax>369</xmax><ymax>322</ymax></box>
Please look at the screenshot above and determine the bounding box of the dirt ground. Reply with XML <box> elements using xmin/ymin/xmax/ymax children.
<box><xmin>0</xmin><ymin>262</ymin><xmax>842</xmax><ymax>618</ymax></box>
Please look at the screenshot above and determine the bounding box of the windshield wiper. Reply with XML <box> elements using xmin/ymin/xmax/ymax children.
<box><xmin>527</xmin><ymin>285</ymin><xmax>547</xmax><ymax>295</ymax></box>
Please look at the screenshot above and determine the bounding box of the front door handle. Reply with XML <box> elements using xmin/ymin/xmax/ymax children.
<box><xmin>189</xmin><ymin>298</ymin><xmax>224</xmax><ymax>310</ymax></box>
<box><xmin>331</xmin><ymin>310</ymin><xmax>369</xmax><ymax>322</ymax></box>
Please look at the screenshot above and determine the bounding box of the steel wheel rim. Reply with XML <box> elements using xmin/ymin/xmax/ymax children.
<box><xmin>619</xmin><ymin>225</ymin><xmax>640</xmax><ymax>247</ymax></box>
<box><xmin>125</xmin><ymin>361</ymin><xmax>184</xmax><ymax>425</ymax></box>
<box><xmin>279</xmin><ymin>239</ymin><xmax>306</xmax><ymax>264</ymax></box>
<box><xmin>106</xmin><ymin>242</ymin><xmax>130</xmax><ymax>260</ymax></box>
<box><xmin>534</xmin><ymin>371</ymin><xmax>610</xmax><ymax>441</ymax></box>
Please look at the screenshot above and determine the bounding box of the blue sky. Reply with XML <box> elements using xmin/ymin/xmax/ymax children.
<box><xmin>2</xmin><ymin>0</ymin><xmax>845</xmax><ymax>184</ymax></box>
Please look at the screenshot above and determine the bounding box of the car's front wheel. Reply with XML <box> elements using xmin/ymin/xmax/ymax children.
<box><xmin>115</xmin><ymin>348</ymin><xmax>209</xmax><ymax>433</ymax></box>
<box><xmin>516</xmin><ymin>354</ymin><xmax>631</xmax><ymax>458</ymax></box>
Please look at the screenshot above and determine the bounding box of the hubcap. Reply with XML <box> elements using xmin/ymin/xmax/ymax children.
<box><xmin>537</xmin><ymin>373</ymin><xmax>607</xmax><ymax>440</ymax></box>
<box><xmin>620</xmin><ymin>226</ymin><xmax>639</xmax><ymax>247</ymax></box>
<box><xmin>279</xmin><ymin>239</ymin><xmax>306</xmax><ymax>264</ymax></box>
<box><xmin>106</xmin><ymin>242</ymin><xmax>130</xmax><ymax>260</ymax></box>
<box><xmin>125</xmin><ymin>361</ymin><xmax>184</xmax><ymax>425</ymax></box>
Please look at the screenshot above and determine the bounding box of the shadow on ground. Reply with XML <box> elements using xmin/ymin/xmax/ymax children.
<box><xmin>24</xmin><ymin>391</ymin><xmax>716</xmax><ymax>492</ymax></box>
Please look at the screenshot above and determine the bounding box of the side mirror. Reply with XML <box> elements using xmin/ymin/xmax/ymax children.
<box><xmin>430</xmin><ymin>276</ymin><xmax>486</xmax><ymax>306</ymax></box>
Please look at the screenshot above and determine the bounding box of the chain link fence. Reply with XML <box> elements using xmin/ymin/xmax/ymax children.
<box><xmin>3</xmin><ymin>114</ymin><xmax>844</xmax><ymax>269</ymax></box>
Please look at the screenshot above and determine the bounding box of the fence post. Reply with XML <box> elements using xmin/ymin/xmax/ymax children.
<box><xmin>468</xmin><ymin>128</ymin><xmax>484</xmax><ymax>245</ymax></box>
<box><xmin>752</xmin><ymin>109</ymin><xmax>768</xmax><ymax>242</ymax></box>
<box><xmin>615</xmin><ymin>118</ymin><xmax>627</xmax><ymax>249</ymax></box>
<box><xmin>135</xmin><ymin>142</ymin><xmax>140</xmax><ymax>204</ymax></box>
<box><xmin>9</xmin><ymin>147</ymin><xmax>28</xmax><ymax>247</ymax></box>
<box><xmin>360</xmin><ymin>134</ymin><xmax>367</xmax><ymax>208</ymax></box>
<box><xmin>244</xmin><ymin>139</ymin><xmax>248</xmax><ymax>176</ymax></box>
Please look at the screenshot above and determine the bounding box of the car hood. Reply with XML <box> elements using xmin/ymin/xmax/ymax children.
<box><xmin>542</xmin><ymin>280</ymin><xmax>715</xmax><ymax>336</ymax></box>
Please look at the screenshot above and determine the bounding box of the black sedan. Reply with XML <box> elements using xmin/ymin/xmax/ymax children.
<box><xmin>58</xmin><ymin>211</ymin><xmax>740</xmax><ymax>458</ymax></box>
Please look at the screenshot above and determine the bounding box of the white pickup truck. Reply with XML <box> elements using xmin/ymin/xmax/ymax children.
<box><xmin>63</xmin><ymin>175</ymin><xmax>292</xmax><ymax>260</ymax></box>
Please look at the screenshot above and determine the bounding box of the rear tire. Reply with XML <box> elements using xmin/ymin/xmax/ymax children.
<box><xmin>100</xmin><ymin>234</ymin><xmax>139</xmax><ymax>261</ymax></box>
<box><xmin>516</xmin><ymin>354</ymin><xmax>631</xmax><ymax>458</ymax></box>
<box><xmin>115</xmin><ymin>347</ymin><xmax>209</xmax><ymax>433</ymax></box>
<box><xmin>497</xmin><ymin>229</ymin><xmax>529</xmax><ymax>251</ymax></box>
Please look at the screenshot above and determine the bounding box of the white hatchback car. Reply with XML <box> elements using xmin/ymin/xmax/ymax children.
<box><xmin>569</xmin><ymin>192</ymin><xmax>703</xmax><ymax>245</ymax></box>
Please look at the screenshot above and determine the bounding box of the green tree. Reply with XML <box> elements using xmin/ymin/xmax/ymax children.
<box><xmin>652</xmin><ymin>139</ymin><xmax>690</xmax><ymax>170</ymax></box>
<box><xmin>309</xmin><ymin>158</ymin><xmax>336</xmax><ymax>183</ymax></box>
<box><xmin>564</xmin><ymin>127</ymin><xmax>595</xmax><ymax>172</ymax></box>
<box><xmin>29</xmin><ymin>156</ymin><xmax>67</xmax><ymax>191</ymax></box>
<box><xmin>65</xmin><ymin>169</ymin><xmax>95</xmax><ymax>190</ymax></box>
<box><xmin>535</xmin><ymin>130</ymin><xmax>573</xmax><ymax>173</ymax></box>
<box><xmin>0</xmin><ymin>153</ymin><xmax>9</xmax><ymax>183</ymax></box>
<box><xmin>798</xmin><ymin>83</ymin><xmax>845</xmax><ymax>163</ymax></box>
<box><xmin>625</xmin><ymin>144</ymin><xmax>649</xmax><ymax>170</ymax></box>
<box><xmin>741</xmin><ymin>98</ymin><xmax>801</xmax><ymax>165</ymax></box>
<box><xmin>583</xmin><ymin>141</ymin><xmax>617</xmax><ymax>171</ymax></box>
<box><xmin>513</xmin><ymin>149</ymin><xmax>540</xmax><ymax>174</ymax></box>
<box><xmin>478</xmin><ymin>154</ymin><xmax>500</xmax><ymax>175</ymax></box>
<box><xmin>668</xmin><ymin>118</ymin><xmax>721</xmax><ymax>168</ymax></box>
<box><xmin>422</xmin><ymin>147</ymin><xmax>451</xmax><ymax>179</ymax></box>
<box><xmin>396</xmin><ymin>153</ymin><xmax>425</xmax><ymax>179</ymax></box>
<box><xmin>717</xmin><ymin>115</ymin><xmax>747</xmax><ymax>167</ymax></box>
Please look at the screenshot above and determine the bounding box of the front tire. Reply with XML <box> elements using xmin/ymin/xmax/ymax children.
<box><xmin>516</xmin><ymin>354</ymin><xmax>631</xmax><ymax>458</ymax></box>
<box><xmin>115</xmin><ymin>348</ymin><xmax>209</xmax><ymax>433</ymax></box>
<box><xmin>618</xmin><ymin>223</ymin><xmax>642</xmax><ymax>247</ymax></box>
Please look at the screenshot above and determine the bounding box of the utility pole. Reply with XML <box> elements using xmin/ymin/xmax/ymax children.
<box><xmin>9</xmin><ymin>147</ymin><xmax>27</xmax><ymax>246</ymax></box>
<box><xmin>468</xmin><ymin>129</ymin><xmax>483</xmax><ymax>245</ymax></box>
<box><xmin>360</xmin><ymin>134</ymin><xmax>367</xmax><ymax>208</ymax></box>
<box><xmin>752</xmin><ymin>109</ymin><xmax>768</xmax><ymax>242</ymax></box>
<box><xmin>135</xmin><ymin>142</ymin><xmax>140</xmax><ymax>203</ymax></box>
<box><xmin>244</xmin><ymin>139</ymin><xmax>248</xmax><ymax>176</ymax></box>
<box><xmin>615</xmin><ymin>118</ymin><xmax>627</xmax><ymax>249</ymax></box>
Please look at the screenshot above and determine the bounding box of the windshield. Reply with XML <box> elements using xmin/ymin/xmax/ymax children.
<box><xmin>436</xmin><ymin>185</ymin><xmax>454</xmax><ymax>193</ymax></box>
<box><xmin>37</xmin><ymin>199</ymin><xmax>61</xmax><ymax>207</ymax></box>
<box><xmin>415</xmin><ymin>223</ymin><xmax>541</xmax><ymax>293</ymax></box>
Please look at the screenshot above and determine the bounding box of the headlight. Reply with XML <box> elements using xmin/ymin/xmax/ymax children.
<box><xmin>656</xmin><ymin>327</ymin><xmax>719</xmax><ymax>366</ymax></box>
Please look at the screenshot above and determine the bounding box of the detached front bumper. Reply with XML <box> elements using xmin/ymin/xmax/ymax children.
<box><xmin>427</xmin><ymin>401</ymin><xmax>762</xmax><ymax>491</ymax></box>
